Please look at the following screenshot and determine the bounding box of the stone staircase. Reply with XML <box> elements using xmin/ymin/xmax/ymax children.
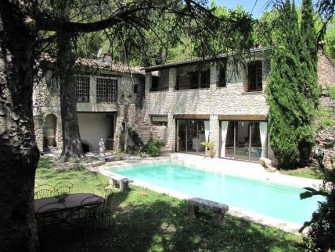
<box><xmin>132</xmin><ymin>107</ymin><xmax>167</xmax><ymax>144</ymax></box>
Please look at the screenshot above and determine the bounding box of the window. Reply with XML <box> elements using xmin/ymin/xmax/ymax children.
<box><xmin>217</xmin><ymin>61</ymin><xmax>227</xmax><ymax>87</ymax></box>
<box><xmin>247</xmin><ymin>61</ymin><xmax>262</xmax><ymax>91</ymax></box>
<box><xmin>151</xmin><ymin>115</ymin><xmax>168</xmax><ymax>126</ymax></box>
<box><xmin>151</xmin><ymin>76</ymin><xmax>159</xmax><ymax>91</ymax></box>
<box><xmin>96</xmin><ymin>78</ymin><xmax>118</xmax><ymax>103</ymax></box>
<box><xmin>200</xmin><ymin>69</ymin><xmax>210</xmax><ymax>88</ymax></box>
<box><xmin>76</xmin><ymin>76</ymin><xmax>90</xmax><ymax>102</ymax></box>
<box><xmin>133</xmin><ymin>84</ymin><xmax>139</xmax><ymax>94</ymax></box>
<box><xmin>175</xmin><ymin>64</ymin><xmax>211</xmax><ymax>90</ymax></box>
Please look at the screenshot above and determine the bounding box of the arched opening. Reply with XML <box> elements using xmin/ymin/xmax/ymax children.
<box><xmin>43</xmin><ymin>114</ymin><xmax>57</xmax><ymax>149</ymax></box>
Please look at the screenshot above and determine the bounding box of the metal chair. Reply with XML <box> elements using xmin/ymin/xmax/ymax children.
<box><xmin>36</xmin><ymin>202</ymin><xmax>67</xmax><ymax>227</ymax></box>
<box><xmin>78</xmin><ymin>196</ymin><xmax>104</xmax><ymax>230</ymax></box>
<box><xmin>55</xmin><ymin>181</ymin><xmax>73</xmax><ymax>195</ymax></box>
<box><xmin>34</xmin><ymin>184</ymin><xmax>56</xmax><ymax>199</ymax></box>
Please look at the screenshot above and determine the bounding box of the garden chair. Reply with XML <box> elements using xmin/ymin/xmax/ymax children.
<box><xmin>34</xmin><ymin>184</ymin><xmax>56</xmax><ymax>199</ymax></box>
<box><xmin>78</xmin><ymin>196</ymin><xmax>104</xmax><ymax>231</ymax></box>
<box><xmin>54</xmin><ymin>181</ymin><xmax>73</xmax><ymax>195</ymax></box>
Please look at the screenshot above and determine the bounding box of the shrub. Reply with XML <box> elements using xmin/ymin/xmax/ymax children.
<box><xmin>127</xmin><ymin>127</ymin><xmax>145</xmax><ymax>153</ymax></box>
<box><xmin>300</xmin><ymin>152</ymin><xmax>335</xmax><ymax>251</ymax></box>
<box><xmin>127</xmin><ymin>127</ymin><xmax>165</xmax><ymax>157</ymax></box>
<box><xmin>328</xmin><ymin>86</ymin><xmax>335</xmax><ymax>100</ymax></box>
<box><xmin>146</xmin><ymin>140</ymin><xmax>165</xmax><ymax>157</ymax></box>
<box><xmin>201</xmin><ymin>141</ymin><xmax>216</xmax><ymax>158</ymax></box>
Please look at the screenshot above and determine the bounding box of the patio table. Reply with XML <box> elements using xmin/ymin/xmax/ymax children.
<box><xmin>34</xmin><ymin>193</ymin><xmax>104</xmax><ymax>223</ymax></box>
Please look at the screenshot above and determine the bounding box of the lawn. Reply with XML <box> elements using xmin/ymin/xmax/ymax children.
<box><xmin>279</xmin><ymin>166</ymin><xmax>323</xmax><ymax>179</ymax></box>
<box><xmin>35</xmin><ymin>156</ymin><xmax>303</xmax><ymax>252</ymax></box>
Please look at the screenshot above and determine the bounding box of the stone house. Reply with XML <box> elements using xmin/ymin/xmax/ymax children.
<box><xmin>143</xmin><ymin>48</ymin><xmax>271</xmax><ymax>162</ymax></box>
<box><xmin>33</xmin><ymin>47</ymin><xmax>335</xmax><ymax>163</ymax></box>
<box><xmin>33</xmin><ymin>56</ymin><xmax>146</xmax><ymax>153</ymax></box>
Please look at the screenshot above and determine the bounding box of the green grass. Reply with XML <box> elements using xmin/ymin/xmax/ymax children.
<box><xmin>36</xmin><ymin>156</ymin><xmax>303</xmax><ymax>252</ymax></box>
<box><xmin>280</xmin><ymin>166</ymin><xmax>323</xmax><ymax>180</ymax></box>
<box><xmin>35</xmin><ymin>156</ymin><xmax>108</xmax><ymax>196</ymax></box>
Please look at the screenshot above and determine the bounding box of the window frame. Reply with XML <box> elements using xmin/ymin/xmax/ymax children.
<box><xmin>217</xmin><ymin>61</ymin><xmax>227</xmax><ymax>87</ymax></box>
<box><xmin>96</xmin><ymin>78</ymin><xmax>118</xmax><ymax>103</ymax></box>
<box><xmin>247</xmin><ymin>60</ymin><xmax>263</xmax><ymax>92</ymax></box>
<box><xmin>75</xmin><ymin>76</ymin><xmax>90</xmax><ymax>103</ymax></box>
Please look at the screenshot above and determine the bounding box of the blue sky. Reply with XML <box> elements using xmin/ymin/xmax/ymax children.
<box><xmin>213</xmin><ymin>0</ymin><xmax>318</xmax><ymax>18</ymax></box>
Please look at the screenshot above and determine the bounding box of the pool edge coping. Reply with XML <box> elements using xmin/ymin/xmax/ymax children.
<box><xmin>92</xmin><ymin>153</ymin><xmax>322</xmax><ymax>235</ymax></box>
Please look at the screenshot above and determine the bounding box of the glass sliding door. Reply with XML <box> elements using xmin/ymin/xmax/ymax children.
<box><xmin>176</xmin><ymin>119</ymin><xmax>207</xmax><ymax>154</ymax></box>
<box><xmin>221</xmin><ymin>121</ymin><xmax>266</xmax><ymax>161</ymax></box>
<box><xmin>250</xmin><ymin>122</ymin><xmax>262</xmax><ymax>161</ymax></box>
<box><xmin>176</xmin><ymin>120</ymin><xmax>187</xmax><ymax>152</ymax></box>
<box><xmin>225</xmin><ymin>121</ymin><xmax>235</xmax><ymax>158</ymax></box>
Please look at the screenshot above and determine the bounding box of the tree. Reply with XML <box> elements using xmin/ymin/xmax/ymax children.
<box><xmin>0</xmin><ymin>2</ymin><xmax>40</xmax><ymax>251</ymax></box>
<box><xmin>0</xmin><ymin>1</ymin><xmax>254</xmax><ymax>250</ymax></box>
<box><xmin>37</xmin><ymin>0</ymin><xmax>254</xmax><ymax>160</ymax></box>
<box><xmin>266</xmin><ymin>0</ymin><xmax>311</xmax><ymax>167</ymax></box>
<box><xmin>297</xmin><ymin>0</ymin><xmax>321</xmax><ymax>161</ymax></box>
<box><xmin>300</xmin><ymin>148</ymin><xmax>335</xmax><ymax>251</ymax></box>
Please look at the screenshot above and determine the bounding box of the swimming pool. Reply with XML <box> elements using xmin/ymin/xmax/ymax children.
<box><xmin>108</xmin><ymin>162</ymin><xmax>322</xmax><ymax>226</ymax></box>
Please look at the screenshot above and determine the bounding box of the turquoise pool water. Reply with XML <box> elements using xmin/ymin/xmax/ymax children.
<box><xmin>109</xmin><ymin>162</ymin><xmax>322</xmax><ymax>225</ymax></box>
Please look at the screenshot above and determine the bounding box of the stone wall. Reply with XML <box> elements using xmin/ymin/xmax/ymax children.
<box><xmin>318</xmin><ymin>50</ymin><xmax>335</xmax><ymax>88</ymax></box>
<box><xmin>144</xmin><ymin>60</ymin><xmax>270</xmax><ymax>157</ymax></box>
<box><xmin>33</xmin><ymin>69</ymin><xmax>144</xmax><ymax>153</ymax></box>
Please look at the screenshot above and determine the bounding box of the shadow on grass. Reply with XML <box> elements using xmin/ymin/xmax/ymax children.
<box><xmin>38</xmin><ymin>187</ymin><xmax>302</xmax><ymax>252</ymax></box>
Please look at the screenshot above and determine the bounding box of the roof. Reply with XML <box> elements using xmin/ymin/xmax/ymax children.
<box><xmin>75</xmin><ymin>58</ymin><xmax>145</xmax><ymax>75</ymax></box>
<box><xmin>38</xmin><ymin>53</ymin><xmax>145</xmax><ymax>75</ymax></box>
<box><xmin>144</xmin><ymin>47</ymin><xmax>272</xmax><ymax>72</ymax></box>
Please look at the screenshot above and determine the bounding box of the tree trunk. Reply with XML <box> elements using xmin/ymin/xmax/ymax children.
<box><xmin>57</xmin><ymin>31</ymin><xmax>84</xmax><ymax>160</ymax></box>
<box><xmin>0</xmin><ymin>4</ymin><xmax>39</xmax><ymax>251</ymax></box>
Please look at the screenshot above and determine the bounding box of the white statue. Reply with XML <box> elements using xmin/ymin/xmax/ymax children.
<box><xmin>99</xmin><ymin>138</ymin><xmax>105</xmax><ymax>157</ymax></box>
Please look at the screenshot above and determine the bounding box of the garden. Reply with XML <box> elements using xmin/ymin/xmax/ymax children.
<box><xmin>36</xmin><ymin>156</ymin><xmax>303</xmax><ymax>252</ymax></box>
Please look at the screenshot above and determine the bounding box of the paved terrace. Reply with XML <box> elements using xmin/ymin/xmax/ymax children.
<box><xmin>94</xmin><ymin>153</ymin><xmax>323</xmax><ymax>234</ymax></box>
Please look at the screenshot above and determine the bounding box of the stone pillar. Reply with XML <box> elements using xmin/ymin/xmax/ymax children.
<box><xmin>167</xmin><ymin>113</ymin><xmax>175</xmax><ymax>152</ymax></box>
<box><xmin>90</xmin><ymin>76</ymin><xmax>97</xmax><ymax>104</ymax></box>
<box><xmin>143</xmin><ymin>72</ymin><xmax>152</xmax><ymax>124</ymax></box>
<box><xmin>210</xmin><ymin>115</ymin><xmax>220</xmax><ymax>158</ymax></box>
<box><xmin>113</xmin><ymin>105</ymin><xmax>125</xmax><ymax>152</ymax></box>
<box><xmin>33</xmin><ymin>115</ymin><xmax>44</xmax><ymax>152</ymax></box>
<box><xmin>127</xmin><ymin>104</ymin><xmax>136</xmax><ymax>127</ymax></box>
<box><xmin>145</xmin><ymin>72</ymin><xmax>152</xmax><ymax>93</ymax></box>
<box><xmin>56</xmin><ymin>115</ymin><xmax>63</xmax><ymax>149</ymax></box>
<box><xmin>169</xmin><ymin>68</ymin><xmax>177</xmax><ymax>91</ymax></box>
<box><xmin>210</xmin><ymin>63</ymin><xmax>217</xmax><ymax>91</ymax></box>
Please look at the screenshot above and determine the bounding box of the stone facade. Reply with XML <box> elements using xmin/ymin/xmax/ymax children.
<box><xmin>32</xmin><ymin>48</ymin><xmax>335</xmax><ymax>163</ymax></box>
<box><xmin>144</xmin><ymin>55</ymin><xmax>270</xmax><ymax>160</ymax></box>
<box><xmin>33</xmin><ymin>66</ymin><xmax>145</xmax><ymax>153</ymax></box>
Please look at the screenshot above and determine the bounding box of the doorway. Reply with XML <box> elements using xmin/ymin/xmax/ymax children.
<box><xmin>176</xmin><ymin>119</ymin><xmax>208</xmax><ymax>154</ymax></box>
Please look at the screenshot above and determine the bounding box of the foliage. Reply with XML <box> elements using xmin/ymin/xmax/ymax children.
<box><xmin>201</xmin><ymin>140</ymin><xmax>216</xmax><ymax>158</ymax></box>
<box><xmin>280</xmin><ymin>167</ymin><xmax>324</xmax><ymax>179</ymax></box>
<box><xmin>127</xmin><ymin>127</ymin><xmax>165</xmax><ymax>157</ymax></box>
<box><xmin>300</xmin><ymin>152</ymin><xmax>335</xmax><ymax>252</ymax></box>
<box><xmin>127</xmin><ymin>127</ymin><xmax>145</xmax><ymax>153</ymax></box>
<box><xmin>329</xmin><ymin>86</ymin><xmax>335</xmax><ymax>100</ymax></box>
<box><xmin>315</xmin><ymin>105</ymin><xmax>335</xmax><ymax>130</ymax></box>
<box><xmin>266</xmin><ymin>0</ymin><xmax>318</xmax><ymax>168</ymax></box>
<box><xmin>252</xmin><ymin>10</ymin><xmax>279</xmax><ymax>47</ymax></box>
<box><xmin>35</xmin><ymin>156</ymin><xmax>302</xmax><ymax>251</ymax></box>
<box><xmin>146</xmin><ymin>139</ymin><xmax>165</xmax><ymax>157</ymax></box>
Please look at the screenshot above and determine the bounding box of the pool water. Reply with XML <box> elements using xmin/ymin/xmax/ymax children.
<box><xmin>109</xmin><ymin>162</ymin><xmax>322</xmax><ymax>225</ymax></box>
